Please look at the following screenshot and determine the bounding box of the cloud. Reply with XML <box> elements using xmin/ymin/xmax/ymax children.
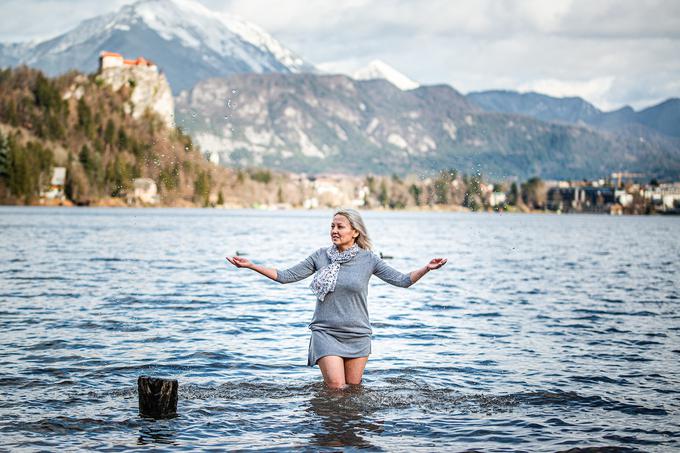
<box><xmin>215</xmin><ymin>0</ymin><xmax>680</xmax><ymax>40</ymax></box>
<box><xmin>518</xmin><ymin>77</ymin><xmax>616</xmax><ymax>109</ymax></box>
<box><xmin>0</xmin><ymin>0</ymin><xmax>136</xmax><ymax>42</ymax></box>
<box><xmin>316</xmin><ymin>59</ymin><xmax>364</xmax><ymax>76</ymax></box>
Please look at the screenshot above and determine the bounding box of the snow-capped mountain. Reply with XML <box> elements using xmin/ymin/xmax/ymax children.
<box><xmin>352</xmin><ymin>60</ymin><xmax>419</xmax><ymax>91</ymax></box>
<box><xmin>0</xmin><ymin>0</ymin><xmax>315</xmax><ymax>93</ymax></box>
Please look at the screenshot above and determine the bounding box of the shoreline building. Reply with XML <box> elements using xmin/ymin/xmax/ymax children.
<box><xmin>42</xmin><ymin>167</ymin><xmax>66</xmax><ymax>200</ymax></box>
<box><xmin>128</xmin><ymin>178</ymin><xmax>159</xmax><ymax>205</ymax></box>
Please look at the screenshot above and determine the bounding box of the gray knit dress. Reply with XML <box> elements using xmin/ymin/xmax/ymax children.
<box><xmin>275</xmin><ymin>247</ymin><xmax>413</xmax><ymax>366</ymax></box>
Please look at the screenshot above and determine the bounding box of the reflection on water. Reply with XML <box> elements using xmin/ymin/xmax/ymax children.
<box><xmin>307</xmin><ymin>386</ymin><xmax>383</xmax><ymax>449</ymax></box>
<box><xmin>0</xmin><ymin>207</ymin><xmax>678</xmax><ymax>451</ymax></box>
<box><xmin>137</xmin><ymin>423</ymin><xmax>179</xmax><ymax>447</ymax></box>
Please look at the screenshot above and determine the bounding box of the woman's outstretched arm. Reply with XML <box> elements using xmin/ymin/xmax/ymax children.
<box><xmin>408</xmin><ymin>258</ymin><xmax>447</xmax><ymax>285</ymax></box>
<box><xmin>374</xmin><ymin>256</ymin><xmax>447</xmax><ymax>287</ymax></box>
<box><xmin>227</xmin><ymin>250</ymin><xmax>320</xmax><ymax>283</ymax></box>
<box><xmin>226</xmin><ymin>256</ymin><xmax>278</xmax><ymax>281</ymax></box>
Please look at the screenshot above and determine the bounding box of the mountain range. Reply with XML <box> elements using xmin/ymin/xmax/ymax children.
<box><xmin>1</xmin><ymin>0</ymin><xmax>679</xmax><ymax>180</ymax></box>
<box><xmin>175</xmin><ymin>73</ymin><xmax>680</xmax><ymax>179</ymax></box>
<box><xmin>0</xmin><ymin>0</ymin><xmax>314</xmax><ymax>93</ymax></box>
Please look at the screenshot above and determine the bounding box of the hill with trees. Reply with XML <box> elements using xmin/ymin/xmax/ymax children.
<box><xmin>0</xmin><ymin>66</ymin><xmax>294</xmax><ymax>207</ymax></box>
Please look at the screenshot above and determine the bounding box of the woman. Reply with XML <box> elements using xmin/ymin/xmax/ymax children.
<box><xmin>226</xmin><ymin>208</ymin><xmax>447</xmax><ymax>389</ymax></box>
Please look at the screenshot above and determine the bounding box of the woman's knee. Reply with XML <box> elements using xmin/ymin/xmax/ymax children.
<box><xmin>318</xmin><ymin>356</ymin><xmax>346</xmax><ymax>389</ymax></box>
<box><xmin>325</xmin><ymin>379</ymin><xmax>348</xmax><ymax>390</ymax></box>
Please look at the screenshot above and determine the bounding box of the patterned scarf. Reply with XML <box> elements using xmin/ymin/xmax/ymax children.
<box><xmin>310</xmin><ymin>244</ymin><xmax>360</xmax><ymax>302</ymax></box>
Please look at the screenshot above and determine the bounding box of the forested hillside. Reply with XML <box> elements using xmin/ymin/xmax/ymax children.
<box><xmin>0</xmin><ymin>66</ymin><xmax>253</xmax><ymax>206</ymax></box>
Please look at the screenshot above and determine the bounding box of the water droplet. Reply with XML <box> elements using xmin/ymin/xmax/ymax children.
<box><xmin>184</xmin><ymin>146</ymin><xmax>190</xmax><ymax>151</ymax></box>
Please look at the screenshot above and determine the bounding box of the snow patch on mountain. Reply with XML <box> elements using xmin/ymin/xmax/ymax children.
<box><xmin>353</xmin><ymin>60</ymin><xmax>419</xmax><ymax>91</ymax></box>
<box><xmin>127</xmin><ymin>0</ymin><xmax>309</xmax><ymax>72</ymax></box>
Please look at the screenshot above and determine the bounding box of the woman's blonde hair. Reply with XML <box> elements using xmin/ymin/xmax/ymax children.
<box><xmin>334</xmin><ymin>208</ymin><xmax>373</xmax><ymax>250</ymax></box>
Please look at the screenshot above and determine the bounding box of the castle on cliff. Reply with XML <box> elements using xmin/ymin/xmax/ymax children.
<box><xmin>99</xmin><ymin>51</ymin><xmax>158</xmax><ymax>72</ymax></box>
<box><xmin>97</xmin><ymin>51</ymin><xmax>174</xmax><ymax>128</ymax></box>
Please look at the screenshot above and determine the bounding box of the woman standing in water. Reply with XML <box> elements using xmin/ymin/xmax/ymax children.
<box><xmin>226</xmin><ymin>208</ymin><xmax>447</xmax><ymax>389</ymax></box>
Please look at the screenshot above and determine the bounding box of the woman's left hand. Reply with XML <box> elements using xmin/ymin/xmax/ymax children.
<box><xmin>427</xmin><ymin>258</ymin><xmax>447</xmax><ymax>270</ymax></box>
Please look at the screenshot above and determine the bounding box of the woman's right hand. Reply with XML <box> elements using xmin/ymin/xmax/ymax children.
<box><xmin>226</xmin><ymin>256</ymin><xmax>252</xmax><ymax>269</ymax></box>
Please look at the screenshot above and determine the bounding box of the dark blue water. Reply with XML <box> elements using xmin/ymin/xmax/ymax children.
<box><xmin>1</xmin><ymin>207</ymin><xmax>678</xmax><ymax>451</ymax></box>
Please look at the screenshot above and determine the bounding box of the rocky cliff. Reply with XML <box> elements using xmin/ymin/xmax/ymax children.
<box><xmin>97</xmin><ymin>64</ymin><xmax>174</xmax><ymax>128</ymax></box>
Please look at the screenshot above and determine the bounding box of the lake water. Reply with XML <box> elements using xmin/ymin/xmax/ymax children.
<box><xmin>0</xmin><ymin>207</ymin><xmax>679</xmax><ymax>451</ymax></box>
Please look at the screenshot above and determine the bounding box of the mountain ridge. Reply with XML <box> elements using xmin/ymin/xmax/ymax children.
<box><xmin>467</xmin><ymin>90</ymin><xmax>680</xmax><ymax>139</ymax></box>
<box><xmin>175</xmin><ymin>73</ymin><xmax>680</xmax><ymax>180</ymax></box>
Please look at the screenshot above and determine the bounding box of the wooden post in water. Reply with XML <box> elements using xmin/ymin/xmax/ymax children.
<box><xmin>137</xmin><ymin>376</ymin><xmax>178</xmax><ymax>418</ymax></box>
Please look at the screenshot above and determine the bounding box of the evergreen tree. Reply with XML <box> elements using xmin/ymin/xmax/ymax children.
<box><xmin>508</xmin><ymin>182</ymin><xmax>519</xmax><ymax>206</ymax></box>
<box><xmin>104</xmin><ymin>119</ymin><xmax>116</xmax><ymax>146</ymax></box>
<box><xmin>5</xmin><ymin>99</ymin><xmax>19</xmax><ymax>126</ymax></box>
<box><xmin>7</xmin><ymin>138</ymin><xmax>53</xmax><ymax>202</ymax></box>
<box><xmin>434</xmin><ymin>174</ymin><xmax>449</xmax><ymax>204</ymax></box>
<box><xmin>33</xmin><ymin>72</ymin><xmax>63</xmax><ymax>113</ymax></box>
<box><xmin>79</xmin><ymin>144</ymin><xmax>91</xmax><ymax>169</ymax></box>
<box><xmin>193</xmin><ymin>170</ymin><xmax>212</xmax><ymax>206</ymax></box>
<box><xmin>0</xmin><ymin>131</ymin><xmax>8</xmax><ymax>180</ymax></box>
<box><xmin>117</xmin><ymin>128</ymin><xmax>128</xmax><ymax>150</ymax></box>
<box><xmin>409</xmin><ymin>183</ymin><xmax>422</xmax><ymax>206</ymax></box>
<box><xmin>109</xmin><ymin>155</ymin><xmax>129</xmax><ymax>197</ymax></box>
<box><xmin>159</xmin><ymin>164</ymin><xmax>179</xmax><ymax>191</ymax></box>
<box><xmin>378</xmin><ymin>180</ymin><xmax>388</xmax><ymax>207</ymax></box>
<box><xmin>460</xmin><ymin>173</ymin><xmax>481</xmax><ymax>211</ymax></box>
<box><xmin>77</xmin><ymin>97</ymin><xmax>94</xmax><ymax>138</ymax></box>
<box><xmin>250</xmin><ymin>169</ymin><xmax>271</xmax><ymax>184</ymax></box>
<box><xmin>365</xmin><ymin>175</ymin><xmax>376</xmax><ymax>193</ymax></box>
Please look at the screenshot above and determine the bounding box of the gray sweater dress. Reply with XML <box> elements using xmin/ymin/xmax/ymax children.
<box><xmin>275</xmin><ymin>247</ymin><xmax>413</xmax><ymax>366</ymax></box>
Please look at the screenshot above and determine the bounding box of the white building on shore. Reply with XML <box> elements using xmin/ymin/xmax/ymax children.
<box><xmin>129</xmin><ymin>178</ymin><xmax>159</xmax><ymax>204</ymax></box>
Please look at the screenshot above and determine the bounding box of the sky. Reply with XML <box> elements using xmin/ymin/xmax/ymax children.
<box><xmin>1</xmin><ymin>0</ymin><xmax>678</xmax><ymax>111</ymax></box>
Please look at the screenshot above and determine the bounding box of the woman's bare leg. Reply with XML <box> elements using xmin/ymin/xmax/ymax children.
<box><xmin>344</xmin><ymin>356</ymin><xmax>368</xmax><ymax>385</ymax></box>
<box><xmin>317</xmin><ymin>356</ymin><xmax>347</xmax><ymax>389</ymax></box>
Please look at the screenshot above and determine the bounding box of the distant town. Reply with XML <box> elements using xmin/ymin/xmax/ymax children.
<box><xmin>35</xmin><ymin>163</ymin><xmax>680</xmax><ymax>215</ymax></box>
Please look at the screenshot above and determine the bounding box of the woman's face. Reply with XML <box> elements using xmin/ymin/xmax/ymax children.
<box><xmin>330</xmin><ymin>214</ymin><xmax>358</xmax><ymax>250</ymax></box>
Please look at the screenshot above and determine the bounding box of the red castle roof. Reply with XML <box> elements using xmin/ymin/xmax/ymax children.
<box><xmin>100</xmin><ymin>51</ymin><xmax>123</xmax><ymax>59</ymax></box>
<box><xmin>99</xmin><ymin>51</ymin><xmax>155</xmax><ymax>67</ymax></box>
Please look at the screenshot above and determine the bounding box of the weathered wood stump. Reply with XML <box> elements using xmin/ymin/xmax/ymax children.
<box><xmin>137</xmin><ymin>376</ymin><xmax>178</xmax><ymax>419</ymax></box>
